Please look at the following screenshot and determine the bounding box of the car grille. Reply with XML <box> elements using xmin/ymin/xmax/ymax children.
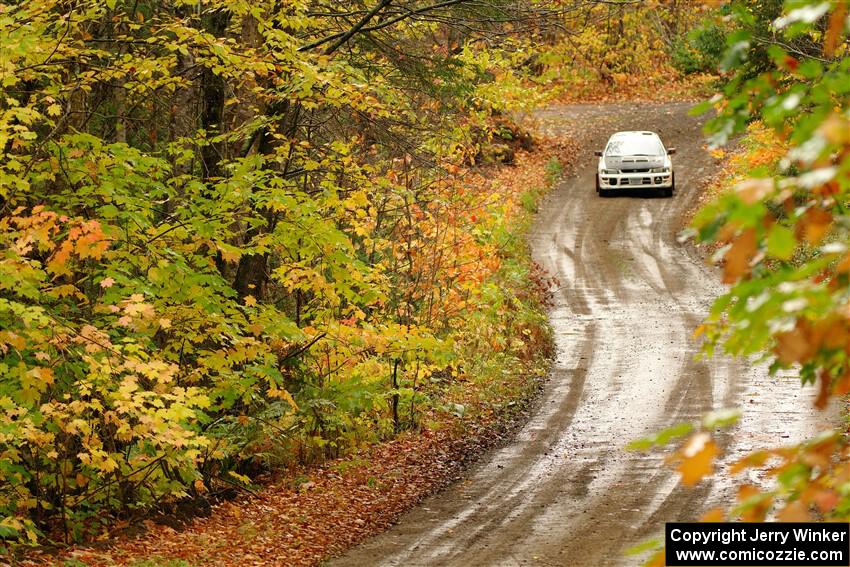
<box><xmin>616</xmin><ymin>177</ymin><xmax>651</xmax><ymax>185</ymax></box>
<box><xmin>608</xmin><ymin>176</ymin><xmax>658</xmax><ymax>186</ymax></box>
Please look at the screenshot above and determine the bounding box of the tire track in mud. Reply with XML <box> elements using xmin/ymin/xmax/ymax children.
<box><xmin>329</xmin><ymin>102</ymin><xmax>833</xmax><ymax>567</ymax></box>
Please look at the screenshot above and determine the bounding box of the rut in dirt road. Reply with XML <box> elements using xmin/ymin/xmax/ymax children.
<box><xmin>328</xmin><ymin>102</ymin><xmax>833</xmax><ymax>567</ymax></box>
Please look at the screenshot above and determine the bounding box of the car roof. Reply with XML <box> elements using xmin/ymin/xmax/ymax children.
<box><xmin>609</xmin><ymin>131</ymin><xmax>660</xmax><ymax>140</ymax></box>
<box><xmin>603</xmin><ymin>131</ymin><xmax>666</xmax><ymax>156</ymax></box>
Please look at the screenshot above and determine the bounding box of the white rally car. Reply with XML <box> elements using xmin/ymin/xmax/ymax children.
<box><xmin>595</xmin><ymin>131</ymin><xmax>675</xmax><ymax>197</ymax></box>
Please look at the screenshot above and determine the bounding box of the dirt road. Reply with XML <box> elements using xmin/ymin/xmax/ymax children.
<box><xmin>329</xmin><ymin>102</ymin><xmax>833</xmax><ymax>567</ymax></box>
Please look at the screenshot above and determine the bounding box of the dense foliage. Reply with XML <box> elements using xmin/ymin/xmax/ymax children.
<box><xmin>0</xmin><ymin>0</ymin><xmax>579</xmax><ymax>545</ymax></box>
<box><xmin>0</xmin><ymin>0</ymin><xmax>716</xmax><ymax>552</ymax></box>
<box><xmin>644</xmin><ymin>0</ymin><xmax>850</xmax><ymax>555</ymax></box>
<box><xmin>539</xmin><ymin>0</ymin><xmax>717</xmax><ymax>98</ymax></box>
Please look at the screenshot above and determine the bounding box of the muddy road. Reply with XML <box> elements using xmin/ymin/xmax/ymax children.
<box><xmin>329</xmin><ymin>102</ymin><xmax>833</xmax><ymax>567</ymax></box>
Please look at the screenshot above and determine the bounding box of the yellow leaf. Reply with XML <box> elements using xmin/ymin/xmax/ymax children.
<box><xmin>38</xmin><ymin>367</ymin><xmax>54</xmax><ymax>385</ymax></box>
<box><xmin>268</xmin><ymin>386</ymin><xmax>298</xmax><ymax>410</ymax></box>
<box><xmin>101</xmin><ymin>457</ymin><xmax>118</xmax><ymax>473</ymax></box>
<box><xmin>730</xmin><ymin>450</ymin><xmax>770</xmax><ymax>474</ymax></box>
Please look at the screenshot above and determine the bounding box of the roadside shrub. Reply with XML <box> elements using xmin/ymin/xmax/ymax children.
<box><xmin>671</xmin><ymin>21</ymin><xmax>727</xmax><ymax>74</ymax></box>
<box><xmin>0</xmin><ymin>0</ymin><xmax>560</xmax><ymax>548</ymax></box>
<box><xmin>538</xmin><ymin>1</ymin><xmax>719</xmax><ymax>99</ymax></box>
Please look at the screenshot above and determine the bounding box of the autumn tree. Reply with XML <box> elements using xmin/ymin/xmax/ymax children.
<box><xmin>642</xmin><ymin>0</ymin><xmax>850</xmax><ymax>556</ymax></box>
<box><xmin>0</xmin><ymin>0</ymin><xmax>597</xmax><ymax>546</ymax></box>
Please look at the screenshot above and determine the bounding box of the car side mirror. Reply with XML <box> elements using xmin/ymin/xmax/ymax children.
<box><xmin>667</xmin><ymin>147</ymin><xmax>677</xmax><ymax>155</ymax></box>
<box><xmin>594</xmin><ymin>150</ymin><xmax>603</xmax><ymax>157</ymax></box>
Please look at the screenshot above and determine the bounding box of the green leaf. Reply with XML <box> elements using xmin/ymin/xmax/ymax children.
<box><xmin>766</xmin><ymin>224</ymin><xmax>796</xmax><ymax>260</ymax></box>
<box><xmin>702</xmin><ymin>408</ymin><xmax>741</xmax><ymax>429</ymax></box>
<box><xmin>625</xmin><ymin>538</ymin><xmax>661</xmax><ymax>556</ymax></box>
<box><xmin>627</xmin><ymin>422</ymin><xmax>694</xmax><ymax>451</ymax></box>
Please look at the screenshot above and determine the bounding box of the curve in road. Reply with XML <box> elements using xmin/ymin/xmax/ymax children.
<box><xmin>329</xmin><ymin>102</ymin><xmax>832</xmax><ymax>567</ymax></box>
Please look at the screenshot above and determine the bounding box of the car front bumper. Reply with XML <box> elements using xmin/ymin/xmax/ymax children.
<box><xmin>599</xmin><ymin>171</ymin><xmax>672</xmax><ymax>189</ymax></box>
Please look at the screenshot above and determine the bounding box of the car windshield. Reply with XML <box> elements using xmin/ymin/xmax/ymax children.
<box><xmin>605</xmin><ymin>135</ymin><xmax>664</xmax><ymax>157</ymax></box>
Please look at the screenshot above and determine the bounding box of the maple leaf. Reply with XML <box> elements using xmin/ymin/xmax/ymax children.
<box><xmin>814</xmin><ymin>369</ymin><xmax>831</xmax><ymax>410</ymax></box>
<box><xmin>812</xmin><ymin>489</ymin><xmax>839</xmax><ymax>513</ymax></box>
<box><xmin>735</xmin><ymin>178</ymin><xmax>772</xmax><ymax>205</ymax></box>
<box><xmin>799</xmin><ymin>207</ymin><xmax>832</xmax><ymax>246</ymax></box>
<box><xmin>700</xmin><ymin>508</ymin><xmax>725</xmax><ymax>522</ymax></box>
<box><xmin>677</xmin><ymin>432</ymin><xmax>719</xmax><ymax>486</ymax></box>
<box><xmin>722</xmin><ymin>228</ymin><xmax>757</xmax><ymax>284</ymax></box>
<box><xmin>738</xmin><ymin>484</ymin><xmax>771</xmax><ymax>522</ymax></box>
<box><xmin>774</xmin><ymin>319</ymin><xmax>817</xmax><ymax>365</ymax></box>
<box><xmin>824</xmin><ymin>1</ymin><xmax>848</xmax><ymax>57</ymax></box>
<box><xmin>778</xmin><ymin>500</ymin><xmax>811</xmax><ymax>522</ymax></box>
<box><xmin>47</xmin><ymin>241</ymin><xmax>74</xmax><ymax>276</ymax></box>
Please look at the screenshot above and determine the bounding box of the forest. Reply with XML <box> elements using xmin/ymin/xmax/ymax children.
<box><xmin>3</xmin><ymin>0</ymin><xmax>850</xmax><ymax>565</ymax></box>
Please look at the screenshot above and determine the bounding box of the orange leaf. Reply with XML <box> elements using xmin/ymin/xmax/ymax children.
<box><xmin>774</xmin><ymin>319</ymin><xmax>816</xmax><ymax>365</ymax></box>
<box><xmin>825</xmin><ymin>1</ymin><xmax>848</xmax><ymax>57</ymax></box>
<box><xmin>778</xmin><ymin>500</ymin><xmax>811</xmax><ymax>522</ymax></box>
<box><xmin>738</xmin><ymin>484</ymin><xmax>759</xmax><ymax>501</ymax></box>
<box><xmin>738</xmin><ymin>484</ymin><xmax>771</xmax><ymax>522</ymax></box>
<box><xmin>700</xmin><ymin>508</ymin><xmax>725</xmax><ymax>522</ymax></box>
<box><xmin>834</xmin><ymin>371</ymin><xmax>850</xmax><ymax>395</ymax></box>
<box><xmin>736</xmin><ymin>178</ymin><xmax>773</xmax><ymax>205</ymax></box>
<box><xmin>730</xmin><ymin>450</ymin><xmax>770</xmax><ymax>474</ymax></box>
<box><xmin>836</xmin><ymin>253</ymin><xmax>850</xmax><ymax>273</ymax></box>
<box><xmin>678</xmin><ymin>432</ymin><xmax>719</xmax><ymax>486</ymax></box>
<box><xmin>799</xmin><ymin>208</ymin><xmax>832</xmax><ymax>246</ymax></box>
<box><xmin>813</xmin><ymin>489</ymin><xmax>839</xmax><ymax>513</ymax></box>
<box><xmin>722</xmin><ymin>228</ymin><xmax>757</xmax><ymax>284</ymax></box>
<box><xmin>815</xmin><ymin>369</ymin><xmax>831</xmax><ymax>410</ymax></box>
<box><xmin>47</xmin><ymin>241</ymin><xmax>73</xmax><ymax>276</ymax></box>
<box><xmin>820</xmin><ymin>318</ymin><xmax>847</xmax><ymax>349</ymax></box>
<box><xmin>38</xmin><ymin>367</ymin><xmax>54</xmax><ymax>385</ymax></box>
<box><xmin>646</xmin><ymin>550</ymin><xmax>665</xmax><ymax>567</ymax></box>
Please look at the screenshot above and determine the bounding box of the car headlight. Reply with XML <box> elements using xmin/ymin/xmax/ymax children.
<box><xmin>601</xmin><ymin>169</ymin><xmax>618</xmax><ymax>175</ymax></box>
<box><xmin>650</xmin><ymin>167</ymin><xmax>671</xmax><ymax>173</ymax></box>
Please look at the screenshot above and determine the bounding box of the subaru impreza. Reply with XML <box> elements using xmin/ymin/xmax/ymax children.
<box><xmin>595</xmin><ymin>131</ymin><xmax>675</xmax><ymax>197</ymax></box>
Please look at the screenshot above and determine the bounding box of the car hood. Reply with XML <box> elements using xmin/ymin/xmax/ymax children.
<box><xmin>603</xmin><ymin>155</ymin><xmax>666</xmax><ymax>171</ymax></box>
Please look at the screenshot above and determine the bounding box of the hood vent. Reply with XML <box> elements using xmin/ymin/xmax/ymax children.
<box><xmin>605</xmin><ymin>155</ymin><xmax>665</xmax><ymax>171</ymax></box>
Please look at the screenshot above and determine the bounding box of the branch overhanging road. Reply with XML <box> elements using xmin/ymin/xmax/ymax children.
<box><xmin>329</xmin><ymin>102</ymin><xmax>834</xmax><ymax>567</ymax></box>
